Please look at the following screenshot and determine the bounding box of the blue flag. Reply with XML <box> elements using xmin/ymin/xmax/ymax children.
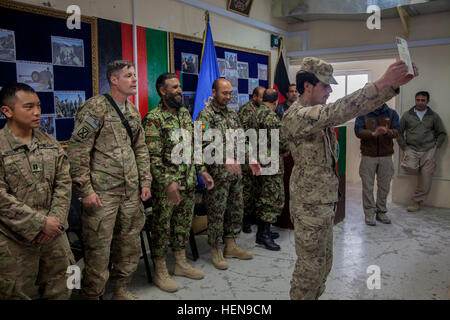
<box><xmin>192</xmin><ymin>15</ymin><xmax>220</xmax><ymax>121</ymax></box>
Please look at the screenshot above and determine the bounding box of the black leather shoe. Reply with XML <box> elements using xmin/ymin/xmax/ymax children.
<box><xmin>256</xmin><ymin>222</ymin><xmax>280</xmax><ymax>251</ymax></box>
<box><xmin>270</xmin><ymin>231</ymin><xmax>280</xmax><ymax>240</ymax></box>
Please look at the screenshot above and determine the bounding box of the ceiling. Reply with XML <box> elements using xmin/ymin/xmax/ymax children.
<box><xmin>272</xmin><ymin>0</ymin><xmax>450</xmax><ymax>23</ymax></box>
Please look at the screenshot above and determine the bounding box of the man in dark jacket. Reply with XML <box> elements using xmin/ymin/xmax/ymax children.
<box><xmin>355</xmin><ymin>103</ymin><xmax>401</xmax><ymax>226</ymax></box>
<box><xmin>397</xmin><ymin>91</ymin><xmax>447</xmax><ymax>212</ymax></box>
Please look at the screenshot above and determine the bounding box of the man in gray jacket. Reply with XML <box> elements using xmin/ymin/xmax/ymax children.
<box><xmin>398</xmin><ymin>91</ymin><xmax>447</xmax><ymax>212</ymax></box>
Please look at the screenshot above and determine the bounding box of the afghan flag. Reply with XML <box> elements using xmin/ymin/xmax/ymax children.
<box><xmin>97</xmin><ymin>18</ymin><xmax>168</xmax><ymax>118</ymax></box>
<box><xmin>273</xmin><ymin>39</ymin><xmax>290</xmax><ymax>104</ymax></box>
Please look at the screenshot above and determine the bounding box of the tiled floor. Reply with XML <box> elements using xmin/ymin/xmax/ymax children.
<box><xmin>74</xmin><ymin>182</ymin><xmax>450</xmax><ymax>300</ymax></box>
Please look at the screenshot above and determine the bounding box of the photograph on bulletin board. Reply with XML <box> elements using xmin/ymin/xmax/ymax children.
<box><xmin>218</xmin><ymin>58</ymin><xmax>226</xmax><ymax>77</ymax></box>
<box><xmin>237</xmin><ymin>61</ymin><xmax>249</xmax><ymax>79</ymax></box>
<box><xmin>258</xmin><ymin>63</ymin><xmax>267</xmax><ymax>81</ymax></box>
<box><xmin>51</xmin><ymin>36</ymin><xmax>85</xmax><ymax>67</ymax></box>
<box><xmin>0</xmin><ymin>28</ymin><xmax>16</xmax><ymax>63</ymax></box>
<box><xmin>16</xmin><ymin>61</ymin><xmax>54</xmax><ymax>92</ymax></box>
<box><xmin>225</xmin><ymin>69</ymin><xmax>238</xmax><ymax>87</ymax></box>
<box><xmin>182</xmin><ymin>91</ymin><xmax>196</xmax><ymax>114</ymax></box>
<box><xmin>181</xmin><ymin>52</ymin><xmax>199</xmax><ymax>75</ymax></box>
<box><xmin>248</xmin><ymin>78</ymin><xmax>259</xmax><ymax>94</ymax></box>
<box><xmin>225</xmin><ymin>51</ymin><xmax>237</xmax><ymax>70</ymax></box>
<box><xmin>54</xmin><ymin>91</ymin><xmax>85</xmax><ymax>119</ymax></box>
<box><xmin>39</xmin><ymin>115</ymin><xmax>56</xmax><ymax>138</ymax></box>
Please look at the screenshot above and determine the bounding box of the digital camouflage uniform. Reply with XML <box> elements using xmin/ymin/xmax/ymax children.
<box><xmin>237</xmin><ymin>101</ymin><xmax>260</xmax><ymax>221</ymax></box>
<box><xmin>196</xmin><ymin>100</ymin><xmax>245</xmax><ymax>246</ymax></box>
<box><xmin>254</xmin><ymin>103</ymin><xmax>289</xmax><ymax>223</ymax></box>
<box><xmin>67</xmin><ymin>94</ymin><xmax>152</xmax><ymax>298</ymax></box>
<box><xmin>0</xmin><ymin>125</ymin><xmax>74</xmax><ymax>300</ymax></box>
<box><xmin>282</xmin><ymin>57</ymin><xmax>398</xmax><ymax>300</ymax></box>
<box><xmin>142</xmin><ymin>102</ymin><xmax>207</xmax><ymax>259</ymax></box>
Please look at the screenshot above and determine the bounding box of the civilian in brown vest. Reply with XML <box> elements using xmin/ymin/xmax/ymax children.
<box><xmin>355</xmin><ymin>103</ymin><xmax>401</xmax><ymax>226</ymax></box>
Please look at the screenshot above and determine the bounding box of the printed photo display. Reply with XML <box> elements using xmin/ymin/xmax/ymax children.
<box><xmin>39</xmin><ymin>115</ymin><xmax>56</xmax><ymax>137</ymax></box>
<box><xmin>0</xmin><ymin>29</ymin><xmax>16</xmax><ymax>62</ymax></box>
<box><xmin>54</xmin><ymin>91</ymin><xmax>85</xmax><ymax>119</ymax></box>
<box><xmin>16</xmin><ymin>61</ymin><xmax>54</xmax><ymax>92</ymax></box>
<box><xmin>181</xmin><ymin>52</ymin><xmax>199</xmax><ymax>75</ymax></box>
<box><xmin>52</xmin><ymin>36</ymin><xmax>84</xmax><ymax>67</ymax></box>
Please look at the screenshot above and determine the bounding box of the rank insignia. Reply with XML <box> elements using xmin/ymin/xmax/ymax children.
<box><xmin>31</xmin><ymin>163</ymin><xmax>41</xmax><ymax>172</ymax></box>
<box><xmin>77</xmin><ymin>126</ymin><xmax>90</xmax><ymax>139</ymax></box>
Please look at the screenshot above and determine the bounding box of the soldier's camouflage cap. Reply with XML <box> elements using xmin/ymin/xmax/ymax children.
<box><xmin>299</xmin><ymin>57</ymin><xmax>337</xmax><ymax>85</ymax></box>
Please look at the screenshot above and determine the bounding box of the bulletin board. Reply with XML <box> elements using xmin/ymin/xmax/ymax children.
<box><xmin>0</xmin><ymin>0</ymin><xmax>98</xmax><ymax>142</ymax></box>
<box><xmin>169</xmin><ymin>32</ymin><xmax>270</xmax><ymax>114</ymax></box>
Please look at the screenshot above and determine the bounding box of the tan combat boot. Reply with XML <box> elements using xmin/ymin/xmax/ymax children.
<box><xmin>112</xmin><ymin>286</ymin><xmax>141</xmax><ymax>300</ymax></box>
<box><xmin>223</xmin><ymin>238</ymin><xmax>253</xmax><ymax>260</ymax></box>
<box><xmin>407</xmin><ymin>201</ymin><xmax>421</xmax><ymax>212</ymax></box>
<box><xmin>153</xmin><ymin>257</ymin><xmax>179</xmax><ymax>292</ymax></box>
<box><xmin>376</xmin><ymin>212</ymin><xmax>391</xmax><ymax>224</ymax></box>
<box><xmin>211</xmin><ymin>245</ymin><xmax>229</xmax><ymax>270</ymax></box>
<box><xmin>173</xmin><ymin>250</ymin><xmax>204</xmax><ymax>280</ymax></box>
<box><xmin>365</xmin><ymin>213</ymin><xmax>376</xmax><ymax>226</ymax></box>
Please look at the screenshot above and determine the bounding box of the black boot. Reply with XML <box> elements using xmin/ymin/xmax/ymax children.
<box><xmin>242</xmin><ymin>215</ymin><xmax>252</xmax><ymax>233</ymax></box>
<box><xmin>269</xmin><ymin>223</ymin><xmax>280</xmax><ymax>239</ymax></box>
<box><xmin>256</xmin><ymin>221</ymin><xmax>280</xmax><ymax>251</ymax></box>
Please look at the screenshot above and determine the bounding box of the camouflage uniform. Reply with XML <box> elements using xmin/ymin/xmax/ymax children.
<box><xmin>282</xmin><ymin>57</ymin><xmax>398</xmax><ymax>300</ymax></box>
<box><xmin>142</xmin><ymin>102</ymin><xmax>207</xmax><ymax>258</ymax></box>
<box><xmin>196</xmin><ymin>100</ymin><xmax>244</xmax><ymax>246</ymax></box>
<box><xmin>238</xmin><ymin>101</ymin><xmax>259</xmax><ymax>221</ymax></box>
<box><xmin>0</xmin><ymin>125</ymin><xmax>74</xmax><ymax>300</ymax></box>
<box><xmin>67</xmin><ymin>94</ymin><xmax>152</xmax><ymax>298</ymax></box>
<box><xmin>254</xmin><ymin>103</ymin><xmax>289</xmax><ymax>223</ymax></box>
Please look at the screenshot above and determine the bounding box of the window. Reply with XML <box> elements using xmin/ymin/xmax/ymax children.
<box><xmin>328</xmin><ymin>72</ymin><xmax>369</xmax><ymax>103</ymax></box>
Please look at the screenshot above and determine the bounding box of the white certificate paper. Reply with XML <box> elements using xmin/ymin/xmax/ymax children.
<box><xmin>396</xmin><ymin>37</ymin><xmax>414</xmax><ymax>75</ymax></box>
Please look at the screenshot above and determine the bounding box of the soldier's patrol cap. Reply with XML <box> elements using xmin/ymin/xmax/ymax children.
<box><xmin>299</xmin><ymin>57</ymin><xmax>338</xmax><ymax>85</ymax></box>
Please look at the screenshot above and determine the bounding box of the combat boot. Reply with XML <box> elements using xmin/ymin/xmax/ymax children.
<box><xmin>376</xmin><ymin>212</ymin><xmax>391</xmax><ymax>224</ymax></box>
<box><xmin>112</xmin><ymin>286</ymin><xmax>141</xmax><ymax>300</ymax></box>
<box><xmin>256</xmin><ymin>221</ymin><xmax>280</xmax><ymax>251</ymax></box>
<box><xmin>173</xmin><ymin>250</ymin><xmax>204</xmax><ymax>279</ymax></box>
<box><xmin>223</xmin><ymin>237</ymin><xmax>253</xmax><ymax>259</ymax></box>
<box><xmin>211</xmin><ymin>245</ymin><xmax>229</xmax><ymax>270</ymax></box>
<box><xmin>153</xmin><ymin>257</ymin><xmax>179</xmax><ymax>292</ymax></box>
<box><xmin>407</xmin><ymin>201</ymin><xmax>421</xmax><ymax>212</ymax></box>
<box><xmin>365</xmin><ymin>213</ymin><xmax>376</xmax><ymax>226</ymax></box>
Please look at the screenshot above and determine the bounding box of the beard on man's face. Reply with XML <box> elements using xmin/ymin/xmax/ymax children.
<box><xmin>164</xmin><ymin>92</ymin><xmax>183</xmax><ymax>109</ymax></box>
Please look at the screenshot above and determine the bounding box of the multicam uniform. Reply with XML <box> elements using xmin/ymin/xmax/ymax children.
<box><xmin>0</xmin><ymin>125</ymin><xmax>73</xmax><ymax>300</ymax></box>
<box><xmin>196</xmin><ymin>100</ymin><xmax>244</xmax><ymax>246</ymax></box>
<box><xmin>142</xmin><ymin>102</ymin><xmax>207</xmax><ymax>258</ymax></box>
<box><xmin>283</xmin><ymin>83</ymin><xmax>398</xmax><ymax>300</ymax></box>
<box><xmin>67</xmin><ymin>94</ymin><xmax>152</xmax><ymax>298</ymax></box>
<box><xmin>254</xmin><ymin>103</ymin><xmax>288</xmax><ymax>224</ymax></box>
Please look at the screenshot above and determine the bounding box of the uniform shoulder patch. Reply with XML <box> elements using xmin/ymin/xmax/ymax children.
<box><xmin>77</xmin><ymin>126</ymin><xmax>91</xmax><ymax>139</ymax></box>
<box><xmin>85</xmin><ymin>116</ymin><xmax>100</xmax><ymax>129</ymax></box>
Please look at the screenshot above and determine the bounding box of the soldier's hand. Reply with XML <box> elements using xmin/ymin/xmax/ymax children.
<box><xmin>166</xmin><ymin>182</ymin><xmax>184</xmax><ymax>205</ymax></box>
<box><xmin>225</xmin><ymin>158</ymin><xmax>241</xmax><ymax>175</ymax></box>
<box><xmin>43</xmin><ymin>216</ymin><xmax>62</xmax><ymax>237</ymax></box>
<box><xmin>82</xmin><ymin>193</ymin><xmax>103</xmax><ymax>208</ymax></box>
<box><xmin>141</xmin><ymin>187</ymin><xmax>151</xmax><ymax>201</ymax></box>
<box><xmin>33</xmin><ymin>232</ymin><xmax>54</xmax><ymax>245</ymax></box>
<box><xmin>199</xmin><ymin>171</ymin><xmax>214</xmax><ymax>190</ymax></box>
<box><xmin>374</xmin><ymin>61</ymin><xmax>418</xmax><ymax>91</ymax></box>
<box><xmin>249</xmin><ymin>163</ymin><xmax>261</xmax><ymax>176</ymax></box>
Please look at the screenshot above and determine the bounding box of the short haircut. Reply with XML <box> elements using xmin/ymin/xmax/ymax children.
<box><xmin>106</xmin><ymin>60</ymin><xmax>135</xmax><ymax>85</ymax></box>
<box><xmin>415</xmin><ymin>91</ymin><xmax>430</xmax><ymax>101</ymax></box>
<box><xmin>287</xmin><ymin>83</ymin><xmax>296</xmax><ymax>93</ymax></box>
<box><xmin>155</xmin><ymin>72</ymin><xmax>178</xmax><ymax>97</ymax></box>
<box><xmin>0</xmin><ymin>83</ymin><xmax>36</xmax><ymax>114</ymax></box>
<box><xmin>296</xmin><ymin>71</ymin><xmax>319</xmax><ymax>95</ymax></box>
<box><xmin>263</xmin><ymin>90</ymin><xmax>279</xmax><ymax>103</ymax></box>
<box><xmin>252</xmin><ymin>86</ymin><xmax>264</xmax><ymax>97</ymax></box>
<box><xmin>212</xmin><ymin>77</ymin><xmax>228</xmax><ymax>91</ymax></box>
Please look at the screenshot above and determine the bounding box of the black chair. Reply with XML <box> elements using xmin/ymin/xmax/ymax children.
<box><xmin>189</xmin><ymin>184</ymin><xmax>208</xmax><ymax>261</ymax></box>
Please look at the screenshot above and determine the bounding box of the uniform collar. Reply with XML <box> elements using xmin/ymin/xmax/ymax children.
<box><xmin>210</xmin><ymin>99</ymin><xmax>228</xmax><ymax>115</ymax></box>
<box><xmin>3</xmin><ymin>124</ymin><xmax>39</xmax><ymax>151</ymax></box>
<box><xmin>298</xmin><ymin>96</ymin><xmax>311</xmax><ymax>107</ymax></box>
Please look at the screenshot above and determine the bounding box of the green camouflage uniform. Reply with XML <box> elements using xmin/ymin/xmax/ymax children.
<box><xmin>238</xmin><ymin>101</ymin><xmax>259</xmax><ymax>220</ymax></box>
<box><xmin>196</xmin><ymin>100</ymin><xmax>244</xmax><ymax>246</ymax></box>
<box><xmin>67</xmin><ymin>94</ymin><xmax>152</xmax><ymax>298</ymax></box>
<box><xmin>0</xmin><ymin>125</ymin><xmax>74</xmax><ymax>300</ymax></box>
<box><xmin>142</xmin><ymin>102</ymin><xmax>207</xmax><ymax>259</ymax></box>
<box><xmin>282</xmin><ymin>57</ymin><xmax>398</xmax><ymax>300</ymax></box>
<box><xmin>254</xmin><ymin>103</ymin><xmax>288</xmax><ymax>223</ymax></box>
